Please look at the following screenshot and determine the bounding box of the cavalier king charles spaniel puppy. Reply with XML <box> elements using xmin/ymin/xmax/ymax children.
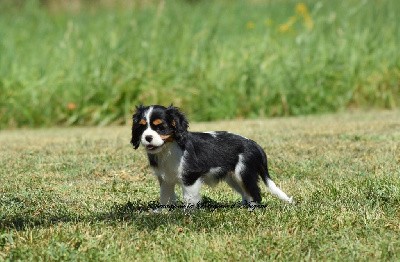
<box><xmin>131</xmin><ymin>105</ymin><xmax>293</xmax><ymax>208</ymax></box>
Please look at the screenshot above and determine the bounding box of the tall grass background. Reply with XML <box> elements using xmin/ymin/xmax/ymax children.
<box><xmin>0</xmin><ymin>0</ymin><xmax>399</xmax><ymax>128</ymax></box>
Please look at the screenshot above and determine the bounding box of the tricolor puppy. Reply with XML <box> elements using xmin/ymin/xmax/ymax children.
<box><xmin>130</xmin><ymin>105</ymin><xmax>293</xmax><ymax>208</ymax></box>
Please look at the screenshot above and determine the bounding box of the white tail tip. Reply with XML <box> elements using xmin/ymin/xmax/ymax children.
<box><xmin>267</xmin><ymin>179</ymin><xmax>294</xmax><ymax>204</ymax></box>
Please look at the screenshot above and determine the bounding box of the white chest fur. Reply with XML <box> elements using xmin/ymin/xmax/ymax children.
<box><xmin>151</xmin><ymin>142</ymin><xmax>185</xmax><ymax>184</ymax></box>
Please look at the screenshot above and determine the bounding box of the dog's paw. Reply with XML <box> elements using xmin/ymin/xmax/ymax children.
<box><xmin>150</xmin><ymin>207</ymin><xmax>162</xmax><ymax>214</ymax></box>
<box><xmin>150</xmin><ymin>206</ymin><xmax>171</xmax><ymax>214</ymax></box>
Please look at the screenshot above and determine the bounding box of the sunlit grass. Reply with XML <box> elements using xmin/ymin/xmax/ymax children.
<box><xmin>1</xmin><ymin>110</ymin><xmax>399</xmax><ymax>260</ymax></box>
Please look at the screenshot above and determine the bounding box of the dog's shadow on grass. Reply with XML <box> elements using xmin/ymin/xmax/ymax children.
<box><xmin>97</xmin><ymin>197</ymin><xmax>269</xmax><ymax>230</ymax></box>
<box><xmin>1</xmin><ymin>197</ymin><xmax>268</xmax><ymax>231</ymax></box>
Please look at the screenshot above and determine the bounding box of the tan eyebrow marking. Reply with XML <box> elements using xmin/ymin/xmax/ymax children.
<box><xmin>139</xmin><ymin>119</ymin><xmax>147</xmax><ymax>125</ymax></box>
<box><xmin>152</xmin><ymin>119</ymin><xmax>163</xmax><ymax>126</ymax></box>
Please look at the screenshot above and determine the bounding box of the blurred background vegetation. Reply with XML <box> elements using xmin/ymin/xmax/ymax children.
<box><xmin>0</xmin><ymin>0</ymin><xmax>399</xmax><ymax>128</ymax></box>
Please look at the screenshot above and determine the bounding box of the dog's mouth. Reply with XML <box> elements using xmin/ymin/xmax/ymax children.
<box><xmin>146</xmin><ymin>144</ymin><xmax>162</xmax><ymax>151</ymax></box>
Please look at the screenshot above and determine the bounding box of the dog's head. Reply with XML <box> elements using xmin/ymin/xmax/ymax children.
<box><xmin>130</xmin><ymin>105</ymin><xmax>189</xmax><ymax>153</ymax></box>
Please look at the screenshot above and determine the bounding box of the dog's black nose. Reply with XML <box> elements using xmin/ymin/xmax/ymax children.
<box><xmin>145</xmin><ymin>135</ymin><xmax>153</xmax><ymax>142</ymax></box>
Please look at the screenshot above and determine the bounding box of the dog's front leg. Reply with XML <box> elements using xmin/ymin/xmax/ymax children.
<box><xmin>182</xmin><ymin>179</ymin><xmax>202</xmax><ymax>209</ymax></box>
<box><xmin>158</xmin><ymin>177</ymin><xmax>176</xmax><ymax>206</ymax></box>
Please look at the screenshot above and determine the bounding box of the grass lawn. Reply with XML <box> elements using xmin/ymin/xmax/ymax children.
<box><xmin>1</xmin><ymin>110</ymin><xmax>399</xmax><ymax>260</ymax></box>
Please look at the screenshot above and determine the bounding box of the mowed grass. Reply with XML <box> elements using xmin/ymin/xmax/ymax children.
<box><xmin>1</xmin><ymin>0</ymin><xmax>399</xmax><ymax>128</ymax></box>
<box><xmin>1</xmin><ymin>111</ymin><xmax>399</xmax><ymax>261</ymax></box>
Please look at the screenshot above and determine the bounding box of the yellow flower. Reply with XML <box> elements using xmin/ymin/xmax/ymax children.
<box><xmin>296</xmin><ymin>3</ymin><xmax>308</xmax><ymax>16</ymax></box>
<box><xmin>278</xmin><ymin>16</ymin><xmax>297</xmax><ymax>33</ymax></box>
<box><xmin>278</xmin><ymin>3</ymin><xmax>314</xmax><ymax>33</ymax></box>
<box><xmin>278</xmin><ymin>23</ymin><xmax>290</xmax><ymax>33</ymax></box>
<box><xmin>295</xmin><ymin>3</ymin><xmax>314</xmax><ymax>31</ymax></box>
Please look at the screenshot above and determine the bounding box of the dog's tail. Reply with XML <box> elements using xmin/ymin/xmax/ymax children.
<box><xmin>258</xmin><ymin>146</ymin><xmax>294</xmax><ymax>204</ymax></box>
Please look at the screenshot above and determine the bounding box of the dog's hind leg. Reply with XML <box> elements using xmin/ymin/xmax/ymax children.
<box><xmin>233</xmin><ymin>156</ymin><xmax>262</xmax><ymax>206</ymax></box>
<box><xmin>225</xmin><ymin>175</ymin><xmax>251</xmax><ymax>205</ymax></box>
<box><xmin>241</xmin><ymin>171</ymin><xmax>262</xmax><ymax>206</ymax></box>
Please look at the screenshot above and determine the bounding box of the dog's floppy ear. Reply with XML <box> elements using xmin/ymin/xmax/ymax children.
<box><xmin>166</xmin><ymin>105</ymin><xmax>189</xmax><ymax>148</ymax></box>
<box><xmin>130</xmin><ymin>105</ymin><xmax>146</xmax><ymax>149</ymax></box>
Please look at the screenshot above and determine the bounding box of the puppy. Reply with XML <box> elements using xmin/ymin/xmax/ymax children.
<box><xmin>131</xmin><ymin>105</ymin><xmax>293</xmax><ymax>207</ymax></box>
